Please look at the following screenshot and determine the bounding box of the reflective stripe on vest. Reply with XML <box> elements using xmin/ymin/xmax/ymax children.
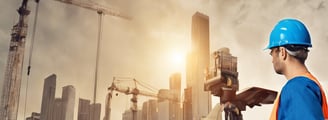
<box><xmin>269</xmin><ymin>72</ymin><xmax>328</xmax><ymax>120</ymax></box>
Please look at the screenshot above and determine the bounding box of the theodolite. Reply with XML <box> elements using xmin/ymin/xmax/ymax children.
<box><xmin>205</xmin><ymin>47</ymin><xmax>277</xmax><ymax>120</ymax></box>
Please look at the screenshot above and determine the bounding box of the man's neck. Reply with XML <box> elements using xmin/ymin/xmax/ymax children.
<box><xmin>284</xmin><ymin>62</ymin><xmax>309</xmax><ymax>80</ymax></box>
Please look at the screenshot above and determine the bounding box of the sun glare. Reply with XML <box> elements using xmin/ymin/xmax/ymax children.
<box><xmin>171</xmin><ymin>52</ymin><xmax>184</xmax><ymax>65</ymax></box>
<box><xmin>168</xmin><ymin>50</ymin><xmax>185</xmax><ymax>72</ymax></box>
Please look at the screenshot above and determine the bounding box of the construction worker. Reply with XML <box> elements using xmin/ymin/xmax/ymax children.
<box><xmin>265</xmin><ymin>18</ymin><xmax>328</xmax><ymax>120</ymax></box>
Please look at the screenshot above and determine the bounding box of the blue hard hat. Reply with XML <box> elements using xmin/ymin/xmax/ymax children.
<box><xmin>265</xmin><ymin>18</ymin><xmax>312</xmax><ymax>49</ymax></box>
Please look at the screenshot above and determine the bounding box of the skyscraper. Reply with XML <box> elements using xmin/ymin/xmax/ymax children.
<box><xmin>52</xmin><ymin>98</ymin><xmax>62</xmax><ymax>120</ymax></box>
<box><xmin>89</xmin><ymin>103</ymin><xmax>101</xmax><ymax>120</ymax></box>
<box><xmin>78</xmin><ymin>99</ymin><xmax>90</xmax><ymax>120</ymax></box>
<box><xmin>169</xmin><ymin>73</ymin><xmax>182</xmax><ymax>120</ymax></box>
<box><xmin>142</xmin><ymin>99</ymin><xmax>158</xmax><ymax>120</ymax></box>
<box><xmin>169</xmin><ymin>73</ymin><xmax>181</xmax><ymax>101</ymax></box>
<box><xmin>40</xmin><ymin>74</ymin><xmax>56</xmax><ymax>120</ymax></box>
<box><xmin>39</xmin><ymin>74</ymin><xmax>78</xmax><ymax>120</ymax></box>
<box><xmin>77</xmin><ymin>98</ymin><xmax>101</xmax><ymax>120</ymax></box>
<box><xmin>61</xmin><ymin>85</ymin><xmax>75</xmax><ymax>120</ymax></box>
<box><xmin>158</xmin><ymin>100</ymin><xmax>169</xmax><ymax>120</ymax></box>
<box><xmin>186</xmin><ymin>12</ymin><xmax>211</xmax><ymax>120</ymax></box>
<box><xmin>183</xmin><ymin>87</ymin><xmax>192</xmax><ymax>120</ymax></box>
<box><xmin>122</xmin><ymin>109</ymin><xmax>142</xmax><ymax>120</ymax></box>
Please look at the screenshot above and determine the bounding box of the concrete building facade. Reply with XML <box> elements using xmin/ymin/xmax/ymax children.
<box><xmin>40</xmin><ymin>74</ymin><xmax>56</xmax><ymax>120</ymax></box>
<box><xmin>183</xmin><ymin>87</ymin><xmax>192</xmax><ymax>120</ymax></box>
<box><xmin>61</xmin><ymin>85</ymin><xmax>76</xmax><ymax>120</ymax></box>
<box><xmin>142</xmin><ymin>99</ymin><xmax>158</xmax><ymax>120</ymax></box>
<box><xmin>158</xmin><ymin>100</ymin><xmax>169</xmax><ymax>120</ymax></box>
<box><xmin>78</xmin><ymin>99</ymin><xmax>90</xmax><ymax>120</ymax></box>
<box><xmin>39</xmin><ymin>75</ymin><xmax>76</xmax><ymax>120</ymax></box>
<box><xmin>77</xmin><ymin>98</ymin><xmax>101</xmax><ymax>120</ymax></box>
<box><xmin>186</xmin><ymin>12</ymin><xmax>212</xmax><ymax>120</ymax></box>
<box><xmin>169</xmin><ymin>73</ymin><xmax>181</xmax><ymax>101</ymax></box>
<box><xmin>169</xmin><ymin>73</ymin><xmax>182</xmax><ymax>120</ymax></box>
<box><xmin>122</xmin><ymin>109</ymin><xmax>142</xmax><ymax>120</ymax></box>
<box><xmin>89</xmin><ymin>103</ymin><xmax>101</xmax><ymax>120</ymax></box>
<box><xmin>157</xmin><ymin>90</ymin><xmax>182</xmax><ymax>120</ymax></box>
<box><xmin>52</xmin><ymin>98</ymin><xmax>62</xmax><ymax>120</ymax></box>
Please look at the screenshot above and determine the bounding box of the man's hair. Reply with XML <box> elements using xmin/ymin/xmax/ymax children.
<box><xmin>283</xmin><ymin>45</ymin><xmax>309</xmax><ymax>64</ymax></box>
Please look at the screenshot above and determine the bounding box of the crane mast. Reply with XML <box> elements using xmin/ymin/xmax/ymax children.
<box><xmin>53</xmin><ymin>0</ymin><xmax>131</xmax><ymax>106</ymax></box>
<box><xmin>0</xmin><ymin>0</ymin><xmax>129</xmax><ymax>119</ymax></box>
<box><xmin>0</xmin><ymin>0</ymin><xmax>30</xmax><ymax>119</ymax></box>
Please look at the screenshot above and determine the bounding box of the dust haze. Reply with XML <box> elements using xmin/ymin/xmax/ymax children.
<box><xmin>1</xmin><ymin>0</ymin><xmax>328</xmax><ymax>119</ymax></box>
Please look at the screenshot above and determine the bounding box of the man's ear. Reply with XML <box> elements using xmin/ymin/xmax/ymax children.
<box><xmin>280</xmin><ymin>47</ymin><xmax>287</xmax><ymax>60</ymax></box>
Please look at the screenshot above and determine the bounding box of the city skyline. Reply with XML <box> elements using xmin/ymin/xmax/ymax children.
<box><xmin>1</xmin><ymin>0</ymin><xmax>328</xmax><ymax>120</ymax></box>
<box><xmin>40</xmin><ymin>74</ymin><xmax>76</xmax><ymax>120</ymax></box>
<box><xmin>24</xmin><ymin>72</ymin><xmax>184</xmax><ymax>120</ymax></box>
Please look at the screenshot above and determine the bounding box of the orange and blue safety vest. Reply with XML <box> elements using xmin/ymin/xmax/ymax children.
<box><xmin>270</xmin><ymin>73</ymin><xmax>328</xmax><ymax>120</ymax></box>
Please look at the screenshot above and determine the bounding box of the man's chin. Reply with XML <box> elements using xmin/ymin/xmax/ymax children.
<box><xmin>275</xmin><ymin>70</ymin><xmax>283</xmax><ymax>75</ymax></box>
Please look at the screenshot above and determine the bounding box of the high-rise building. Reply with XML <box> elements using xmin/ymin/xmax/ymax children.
<box><xmin>157</xmin><ymin>88</ymin><xmax>182</xmax><ymax>120</ymax></box>
<box><xmin>169</xmin><ymin>73</ymin><xmax>182</xmax><ymax>120</ymax></box>
<box><xmin>89</xmin><ymin>103</ymin><xmax>101</xmax><ymax>120</ymax></box>
<box><xmin>186</xmin><ymin>12</ymin><xmax>211</xmax><ymax>120</ymax></box>
<box><xmin>78</xmin><ymin>99</ymin><xmax>90</xmax><ymax>120</ymax></box>
<box><xmin>40</xmin><ymin>75</ymin><xmax>76</xmax><ymax>120</ymax></box>
<box><xmin>170</xmin><ymin>73</ymin><xmax>181</xmax><ymax>101</ymax></box>
<box><xmin>122</xmin><ymin>109</ymin><xmax>142</xmax><ymax>120</ymax></box>
<box><xmin>183</xmin><ymin>87</ymin><xmax>192</xmax><ymax>120</ymax></box>
<box><xmin>61</xmin><ymin>85</ymin><xmax>75</xmax><ymax>120</ymax></box>
<box><xmin>77</xmin><ymin>98</ymin><xmax>101</xmax><ymax>120</ymax></box>
<box><xmin>40</xmin><ymin>74</ymin><xmax>56</xmax><ymax>120</ymax></box>
<box><xmin>142</xmin><ymin>99</ymin><xmax>158</xmax><ymax>120</ymax></box>
<box><xmin>52</xmin><ymin>98</ymin><xmax>62</xmax><ymax>120</ymax></box>
<box><xmin>158</xmin><ymin>100</ymin><xmax>169</xmax><ymax>120</ymax></box>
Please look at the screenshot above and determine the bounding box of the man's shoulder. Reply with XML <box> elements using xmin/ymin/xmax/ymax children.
<box><xmin>283</xmin><ymin>76</ymin><xmax>320</xmax><ymax>92</ymax></box>
<box><xmin>287</xmin><ymin>76</ymin><xmax>316</xmax><ymax>85</ymax></box>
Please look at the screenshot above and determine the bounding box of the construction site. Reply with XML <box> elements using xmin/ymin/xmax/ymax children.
<box><xmin>1</xmin><ymin>0</ymin><xmax>328</xmax><ymax>120</ymax></box>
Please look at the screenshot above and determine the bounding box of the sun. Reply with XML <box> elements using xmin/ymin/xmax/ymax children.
<box><xmin>168</xmin><ymin>50</ymin><xmax>185</xmax><ymax>72</ymax></box>
<box><xmin>170</xmin><ymin>52</ymin><xmax>184</xmax><ymax>65</ymax></box>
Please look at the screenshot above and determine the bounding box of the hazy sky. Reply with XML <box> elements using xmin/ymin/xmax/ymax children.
<box><xmin>1</xmin><ymin>0</ymin><xmax>328</xmax><ymax>120</ymax></box>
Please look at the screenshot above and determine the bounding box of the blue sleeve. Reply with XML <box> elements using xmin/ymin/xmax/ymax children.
<box><xmin>278</xmin><ymin>77</ymin><xmax>324</xmax><ymax>120</ymax></box>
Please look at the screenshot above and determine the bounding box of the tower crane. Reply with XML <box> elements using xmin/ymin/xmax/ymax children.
<box><xmin>104</xmin><ymin>77</ymin><xmax>177</xmax><ymax>120</ymax></box>
<box><xmin>0</xmin><ymin>0</ymin><xmax>38</xmax><ymax>119</ymax></box>
<box><xmin>1</xmin><ymin>0</ymin><xmax>130</xmax><ymax>119</ymax></box>
<box><xmin>51</xmin><ymin>2</ymin><xmax>131</xmax><ymax>120</ymax></box>
<box><xmin>53</xmin><ymin>0</ymin><xmax>131</xmax><ymax>104</ymax></box>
